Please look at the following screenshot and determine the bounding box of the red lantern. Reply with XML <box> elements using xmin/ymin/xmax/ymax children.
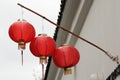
<box><xmin>30</xmin><ymin>34</ymin><xmax>56</xmax><ymax>64</ymax></box>
<box><xmin>8</xmin><ymin>19</ymin><xmax>36</xmax><ymax>65</ymax></box>
<box><xmin>53</xmin><ymin>45</ymin><xmax>80</xmax><ymax>75</ymax></box>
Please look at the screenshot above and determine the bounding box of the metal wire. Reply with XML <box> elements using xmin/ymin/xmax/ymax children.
<box><xmin>17</xmin><ymin>3</ymin><xmax>119</xmax><ymax>64</ymax></box>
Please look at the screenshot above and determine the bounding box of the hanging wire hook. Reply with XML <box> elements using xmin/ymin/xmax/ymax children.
<box><xmin>106</xmin><ymin>51</ymin><xmax>119</xmax><ymax>64</ymax></box>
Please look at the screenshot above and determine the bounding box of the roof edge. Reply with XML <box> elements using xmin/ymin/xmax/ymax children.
<box><xmin>44</xmin><ymin>0</ymin><xmax>67</xmax><ymax>80</ymax></box>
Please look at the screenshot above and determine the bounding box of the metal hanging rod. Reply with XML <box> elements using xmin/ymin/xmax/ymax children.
<box><xmin>17</xmin><ymin>3</ymin><xmax>119</xmax><ymax>64</ymax></box>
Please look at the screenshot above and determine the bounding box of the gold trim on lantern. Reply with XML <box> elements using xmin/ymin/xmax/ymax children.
<box><xmin>64</xmin><ymin>68</ymin><xmax>72</xmax><ymax>75</ymax></box>
<box><xmin>18</xmin><ymin>41</ymin><xmax>26</xmax><ymax>50</ymax></box>
<box><xmin>17</xmin><ymin>19</ymin><xmax>26</xmax><ymax>21</ymax></box>
<box><xmin>38</xmin><ymin>34</ymin><xmax>47</xmax><ymax>36</ymax></box>
<box><xmin>39</xmin><ymin>56</ymin><xmax>47</xmax><ymax>64</ymax></box>
<box><xmin>61</xmin><ymin>43</ymin><xmax>68</xmax><ymax>46</ymax></box>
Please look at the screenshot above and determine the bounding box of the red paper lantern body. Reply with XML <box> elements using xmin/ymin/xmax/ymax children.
<box><xmin>9</xmin><ymin>20</ymin><xmax>36</xmax><ymax>50</ymax></box>
<box><xmin>53</xmin><ymin>46</ymin><xmax>80</xmax><ymax>74</ymax></box>
<box><xmin>30</xmin><ymin>34</ymin><xmax>56</xmax><ymax>63</ymax></box>
<box><xmin>8</xmin><ymin>20</ymin><xmax>36</xmax><ymax>65</ymax></box>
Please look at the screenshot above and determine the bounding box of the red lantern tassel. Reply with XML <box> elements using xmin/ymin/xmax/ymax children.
<box><xmin>42</xmin><ymin>64</ymin><xmax>44</xmax><ymax>80</ymax></box>
<box><xmin>21</xmin><ymin>50</ymin><xmax>23</xmax><ymax>65</ymax></box>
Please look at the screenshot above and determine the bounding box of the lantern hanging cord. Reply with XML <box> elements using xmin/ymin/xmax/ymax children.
<box><xmin>17</xmin><ymin>3</ymin><xmax>119</xmax><ymax>64</ymax></box>
<box><xmin>41</xmin><ymin>18</ymin><xmax>44</xmax><ymax>34</ymax></box>
<box><xmin>20</xmin><ymin>6</ymin><xmax>24</xmax><ymax>20</ymax></box>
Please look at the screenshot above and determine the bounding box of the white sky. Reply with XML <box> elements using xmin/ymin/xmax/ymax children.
<box><xmin>0</xmin><ymin>0</ymin><xmax>60</xmax><ymax>80</ymax></box>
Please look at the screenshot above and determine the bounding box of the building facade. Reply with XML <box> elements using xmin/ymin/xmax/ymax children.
<box><xmin>46</xmin><ymin>0</ymin><xmax>120</xmax><ymax>80</ymax></box>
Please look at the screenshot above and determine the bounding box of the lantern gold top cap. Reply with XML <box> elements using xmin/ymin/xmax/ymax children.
<box><xmin>17</xmin><ymin>19</ymin><xmax>26</xmax><ymax>21</ymax></box>
<box><xmin>38</xmin><ymin>34</ymin><xmax>47</xmax><ymax>36</ymax></box>
<box><xmin>61</xmin><ymin>43</ymin><xmax>69</xmax><ymax>46</ymax></box>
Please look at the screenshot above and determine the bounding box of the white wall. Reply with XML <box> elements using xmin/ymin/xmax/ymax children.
<box><xmin>62</xmin><ymin>0</ymin><xmax>120</xmax><ymax>80</ymax></box>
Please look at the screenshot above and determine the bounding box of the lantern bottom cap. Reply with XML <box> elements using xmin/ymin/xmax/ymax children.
<box><xmin>18</xmin><ymin>41</ymin><xmax>26</xmax><ymax>50</ymax></box>
<box><xmin>64</xmin><ymin>68</ymin><xmax>72</xmax><ymax>75</ymax></box>
<box><xmin>39</xmin><ymin>56</ymin><xmax>47</xmax><ymax>64</ymax></box>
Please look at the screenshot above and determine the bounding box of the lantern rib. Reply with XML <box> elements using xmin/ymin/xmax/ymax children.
<box><xmin>62</xmin><ymin>48</ymin><xmax>67</xmax><ymax>68</ymax></box>
<box><xmin>36</xmin><ymin>37</ymin><xmax>40</xmax><ymax>56</ymax></box>
<box><xmin>72</xmin><ymin>48</ymin><xmax>76</xmax><ymax>66</ymax></box>
<box><xmin>20</xmin><ymin>21</ymin><xmax>23</xmax><ymax>41</ymax></box>
<box><xmin>17</xmin><ymin>3</ymin><xmax>119</xmax><ymax>64</ymax></box>
<box><xmin>45</xmin><ymin>38</ymin><xmax>48</xmax><ymax>56</ymax></box>
<box><xmin>10</xmin><ymin>26</ymin><xmax>16</xmax><ymax>42</ymax></box>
